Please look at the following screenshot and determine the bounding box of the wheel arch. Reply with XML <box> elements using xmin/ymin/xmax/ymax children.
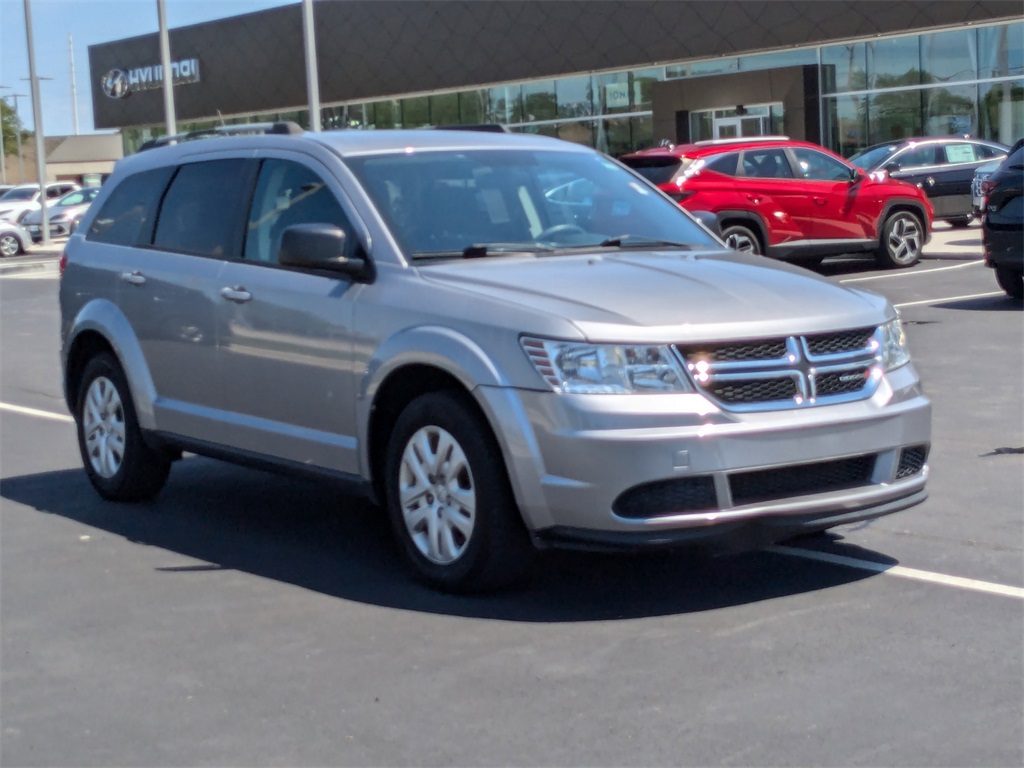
<box><xmin>714</xmin><ymin>210</ymin><xmax>769</xmax><ymax>253</ymax></box>
<box><xmin>878</xmin><ymin>198</ymin><xmax>932</xmax><ymax>243</ymax></box>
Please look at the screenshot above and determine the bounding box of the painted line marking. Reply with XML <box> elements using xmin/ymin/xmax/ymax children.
<box><xmin>840</xmin><ymin>260</ymin><xmax>984</xmax><ymax>283</ymax></box>
<box><xmin>0</xmin><ymin>402</ymin><xmax>74</xmax><ymax>423</ymax></box>
<box><xmin>767</xmin><ymin>545</ymin><xmax>1024</xmax><ymax>600</ymax></box>
<box><xmin>895</xmin><ymin>291</ymin><xmax>1004</xmax><ymax>308</ymax></box>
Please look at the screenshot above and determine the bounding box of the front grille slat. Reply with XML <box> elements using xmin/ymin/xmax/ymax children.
<box><xmin>730</xmin><ymin>454</ymin><xmax>876</xmax><ymax>506</ymax></box>
<box><xmin>675</xmin><ymin>327</ymin><xmax>879</xmax><ymax>411</ymax></box>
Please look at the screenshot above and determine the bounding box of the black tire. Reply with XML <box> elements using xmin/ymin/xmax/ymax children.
<box><xmin>791</xmin><ymin>255</ymin><xmax>825</xmax><ymax>270</ymax></box>
<box><xmin>384</xmin><ymin>390</ymin><xmax>534</xmax><ymax>593</ymax></box>
<box><xmin>0</xmin><ymin>232</ymin><xmax>23</xmax><ymax>258</ymax></box>
<box><xmin>944</xmin><ymin>216</ymin><xmax>972</xmax><ymax>228</ymax></box>
<box><xmin>75</xmin><ymin>353</ymin><xmax>170</xmax><ymax>501</ymax></box>
<box><xmin>995</xmin><ymin>266</ymin><xmax>1024</xmax><ymax>300</ymax></box>
<box><xmin>720</xmin><ymin>224</ymin><xmax>762</xmax><ymax>255</ymax></box>
<box><xmin>876</xmin><ymin>210</ymin><xmax>924</xmax><ymax>269</ymax></box>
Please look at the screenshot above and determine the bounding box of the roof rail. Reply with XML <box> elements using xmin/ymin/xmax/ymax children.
<box><xmin>138</xmin><ymin>121</ymin><xmax>304</xmax><ymax>151</ymax></box>
<box><xmin>432</xmin><ymin>124</ymin><xmax>510</xmax><ymax>133</ymax></box>
<box><xmin>692</xmin><ymin>135</ymin><xmax>790</xmax><ymax>146</ymax></box>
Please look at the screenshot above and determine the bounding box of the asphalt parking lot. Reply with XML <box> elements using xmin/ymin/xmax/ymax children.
<box><xmin>2</xmin><ymin>225</ymin><xmax>1021</xmax><ymax>767</ymax></box>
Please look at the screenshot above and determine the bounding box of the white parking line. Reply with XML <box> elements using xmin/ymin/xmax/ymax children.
<box><xmin>0</xmin><ymin>402</ymin><xmax>74</xmax><ymax>423</ymax></box>
<box><xmin>895</xmin><ymin>291</ymin><xmax>1004</xmax><ymax>308</ymax></box>
<box><xmin>840</xmin><ymin>260</ymin><xmax>984</xmax><ymax>283</ymax></box>
<box><xmin>768</xmin><ymin>545</ymin><xmax>1024</xmax><ymax>600</ymax></box>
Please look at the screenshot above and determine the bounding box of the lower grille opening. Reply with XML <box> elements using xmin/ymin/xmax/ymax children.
<box><xmin>730</xmin><ymin>454</ymin><xmax>876</xmax><ymax>506</ymax></box>
<box><xmin>613</xmin><ymin>476</ymin><xmax>718</xmax><ymax>519</ymax></box>
<box><xmin>896</xmin><ymin>444</ymin><xmax>929</xmax><ymax>479</ymax></box>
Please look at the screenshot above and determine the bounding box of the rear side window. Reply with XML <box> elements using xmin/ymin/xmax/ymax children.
<box><xmin>87</xmin><ymin>166</ymin><xmax>174</xmax><ymax>247</ymax></box>
<box><xmin>154</xmin><ymin>159</ymin><xmax>256</xmax><ymax>258</ymax></box>
<box><xmin>704</xmin><ymin>152</ymin><xmax>739</xmax><ymax>176</ymax></box>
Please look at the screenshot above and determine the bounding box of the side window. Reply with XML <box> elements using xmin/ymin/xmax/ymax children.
<box><xmin>47</xmin><ymin>186</ymin><xmax>64</xmax><ymax>199</ymax></box>
<box><xmin>154</xmin><ymin>159</ymin><xmax>256</xmax><ymax>259</ymax></box>
<box><xmin>899</xmin><ymin>145</ymin><xmax>942</xmax><ymax>167</ymax></box>
<box><xmin>705</xmin><ymin>152</ymin><xmax>739</xmax><ymax>176</ymax></box>
<box><xmin>792</xmin><ymin>147</ymin><xmax>853</xmax><ymax>181</ymax></box>
<box><xmin>976</xmin><ymin>144</ymin><xmax>1003</xmax><ymax>159</ymax></box>
<box><xmin>244</xmin><ymin>159</ymin><xmax>353</xmax><ymax>264</ymax></box>
<box><xmin>741</xmin><ymin>148</ymin><xmax>794</xmax><ymax>179</ymax></box>
<box><xmin>87</xmin><ymin>166</ymin><xmax>175</xmax><ymax>247</ymax></box>
<box><xmin>943</xmin><ymin>143</ymin><xmax>978</xmax><ymax>164</ymax></box>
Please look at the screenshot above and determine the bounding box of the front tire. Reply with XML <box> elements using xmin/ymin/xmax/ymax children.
<box><xmin>384</xmin><ymin>391</ymin><xmax>534</xmax><ymax>593</ymax></box>
<box><xmin>0</xmin><ymin>233</ymin><xmax>23</xmax><ymax>258</ymax></box>
<box><xmin>721</xmin><ymin>224</ymin><xmax>762</xmax><ymax>255</ymax></box>
<box><xmin>76</xmin><ymin>353</ymin><xmax>170</xmax><ymax>501</ymax></box>
<box><xmin>995</xmin><ymin>265</ymin><xmax>1023</xmax><ymax>299</ymax></box>
<box><xmin>876</xmin><ymin>211</ymin><xmax>923</xmax><ymax>268</ymax></box>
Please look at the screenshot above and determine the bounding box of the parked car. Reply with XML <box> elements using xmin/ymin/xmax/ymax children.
<box><xmin>0</xmin><ymin>184</ymin><xmax>15</xmax><ymax>197</ymax></box>
<box><xmin>0</xmin><ymin>220</ymin><xmax>30</xmax><ymax>257</ymax></box>
<box><xmin>981</xmin><ymin>141</ymin><xmax>1024</xmax><ymax>299</ymax></box>
<box><xmin>22</xmin><ymin>186</ymin><xmax>102</xmax><ymax>242</ymax></box>
<box><xmin>59</xmin><ymin>124</ymin><xmax>931</xmax><ymax>592</ymax></box>
<box><xmin>0</xmin><ymin>181</ymin><xmax>81</xmax><ymax>224</ymax></box>
<box><xmin>849</xmin><ymin>136</ymin><xmax>1007</xmax><ymax>226</ymax></box>
<box><xmin>620</xmin><ymin>137</ymin><xmax>934</xmax><ymax>268</ymax></box>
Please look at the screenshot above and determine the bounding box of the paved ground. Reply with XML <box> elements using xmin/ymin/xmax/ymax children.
<box><xmin>1</xmin><ymin>224</ymin><xmax>1020</xmax><ymax>767</ymax></box>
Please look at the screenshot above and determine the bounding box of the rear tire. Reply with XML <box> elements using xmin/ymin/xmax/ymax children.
<box><xmin>76</xmin><ymin>353</ymin><xmax>170</xmax><ymax>501</ymax></box>
<box><xmin>995</xmin><ymin>266</ymin><xmax>1023</xmax><ymax>299</ymax></box>
<box><xmin>876</xmin><ymin>211</ymin><xmax>923</xmax><ymax>268</ymax></box>
<box><xmin>384</xmin><ymin>391</ymin><xmax>534</xmax><ymax>593</ymax></box>
<box><xmin>0</xmin><ymin>233</ymin><xmax>23</xmax><ymax>257</ymax></box>
<box><xmin>721</xmin><ymin>224</ymin><xmax>762</xmax><ymax>255</ymax></box>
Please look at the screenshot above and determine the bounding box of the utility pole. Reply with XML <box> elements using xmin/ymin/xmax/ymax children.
<box><xmin>302</xmin><ymin>0</ymin><xmax>321</xmax><ymax>131</ymax></box>
<box><xmin>24</xmin><ymin>0</ymin><xmax>51</xmax><ymax>244</ymax></box>
<box><xmin>69</xmin><ymin>34</ymin><xmax>79</xmax><ymax>135</ymax></box>
<box><xmin>156</xmin><ymin>0</ymin><xmax>176</xmax><ymax>137</ymax></box>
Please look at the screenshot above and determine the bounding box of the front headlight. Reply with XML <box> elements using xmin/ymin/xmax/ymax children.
<box><xmin>878</xmin><ymin>318</ymin><xmax>911</xmax><ymax>370</ymax></box>
<box><xmin>521</xmin><ymin>337</ymin><xmax>693</xmax><ymax>394</ymax></box>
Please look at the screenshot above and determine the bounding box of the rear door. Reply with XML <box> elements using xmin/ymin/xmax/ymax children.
<box><xmin>735</xmin><ymin>146</ymin><xmax>813</xmax><ymax>242</ymax></box>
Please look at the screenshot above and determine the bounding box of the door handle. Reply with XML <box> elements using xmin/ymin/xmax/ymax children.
<box><xmin>813</xmin><ymin>197</ymin><xmax>827</xmax><ymax>206</ymax></box>
<box><xmin>220</xmin><ymin>286</ymin><xmax>253</xmax><ymax>303</ymax></box>
<box><xmin>120</xmin><ymin>270</ymin><xmax>146</xmax><ymax>286</ymax></box>
<box><xmin>745</xmin><ymin>194</ymin><xmax>761</xmax><ymax>204</ymax></box>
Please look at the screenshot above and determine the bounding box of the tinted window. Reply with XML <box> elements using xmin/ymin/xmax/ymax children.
<box><xmin>154</xmin><ymin>159</ymin><xmax>256</xmax><ymax>258</ymax></box>
<box><xmin>741</xmin><ymin>148</ymin><xmax>794</xmax><ymax>179</ymax></box>
<box><xmin>245</xmin><ymin>159</ymin><xmax>353</xmax><ymax>264</ymax></box>
<box><xmin>620</xmin><ymin>155</ymin><xmax>684</xmax><ymax>184</ymax></box>
<box><xmin>792</xmin><ymin>148</ymin><xmax>852</xmax><ymax>181</ymax></box>
<box><xmin>705</xmin><ymin>152</ymin><xmax>739</xmax><ymax>176</ymax></box>
<box><xmin>976</xmin><ymin>144</ymin><xmax>1005</xmax><ymax>160</ymax></box>
<box><xmin>87</xmin><ymin>167</ymin><xmax>174</xmax><ymax>247</ymax></box>
<box><xmin>899</xmin><ymin>145</ymin><xmax>942</xmax><ymax>167</ymax></box>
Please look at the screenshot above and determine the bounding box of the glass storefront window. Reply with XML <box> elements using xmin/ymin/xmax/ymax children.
<box><xmin>630</xmin><ymin>115</ymin><xmax>653</xmax><ymax>152</ymax></box>
<box><xmin>373</xmin><ymin>100</ymin><xmax>400</xmax><ymax>129</ymax></box>
<box><xmin>594</xmin><ymin>71</ymin><xmax>631</xmax><ymax>115</ymax></box>
<box><xmin>868</xmin><ymin>90</ymin><xmax>923</xmax><ymax>143</ymax></box>
<box><xmin>921</xmin><ymin>29</ymin><xmax>977</xmax><ymax>85</ymax></box>
<box><xmin>522</xmin><ymin>80</ymin><xmax>557</xmax><ymax>121</ymax></box>
<box><xmin>557</xmin><ymin>120</ymin><xmax>593</xmax><ymax>147</ymax></box>
<box><xmin>979</xmin><ymin>79</ymin><xmax>1024</xmax><ymax>145</ymax></box>
<box><xmin>821</xmin><ymin>42</ymin><xmax>867</xmax><ymax>95</ymax></box>
<box><xmin>979</xmin><ymin>22</ymin><xmax>1024</xmax><ymax>79</ymax></box>
<box><xmin>823</xmin><ymin>95</ymin><xmax>868</xmax><ymax>157</ymax></box>
<box><xmin>556</xmin><ymin>75</ymin><xmax>593</xmax><ymax>119</ymax></box>
<box><xmin>923</xmin><ymin>84</ymin><xmax>978</xmax><ymax>136</ymax></box>
<box><xmin>459</xmin><ymin>90</ymin><xmax>486</xmax><ymax>124</ymax></box>
<box><xmin>868</xmin><ymin>36</ymin><xmax>921</xmax><ymax>89</ymax></box>
<box><xmin>430</xmin><ymin>93</ymin><xmax>459</xmax><ymax>126</ymax></box>
<box><xmin>666</xmin><ymin>58</ymin><xmax>738</xmax><ymax>79</ymax></box>
<box><xmin>739</xmin><ymin>49</ymin><xmax>816</xmax><ymax>71</ymax></box>
<box><xmin>401</xmin><ymin>96</ymin><xmax>430</xmax><ymax>128</ymax></box>
<box><xmin>486</xmin><ymin>85</ymin><xmax>522</xmax><ymax>124</ymax></box>
<box><xmin>631</xmin><ymin>68</ymin><xmax>662</xmax><ymax>112</ymax></box>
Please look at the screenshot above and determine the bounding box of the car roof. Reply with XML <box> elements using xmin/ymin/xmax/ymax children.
<box><xmin>862</xmin><ymin>137</ymin><xmax>1009</xmax><ymax>152</ymax></box>
<box><xmin>622</xmin><ymin>137</ymin><xmax>823</xmax><ymax>160</ymax></box>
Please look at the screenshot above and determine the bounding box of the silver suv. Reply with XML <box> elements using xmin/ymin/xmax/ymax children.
<box><xmin>59</xmin><ymin>125</ymin><xmax>931</xmax><ymax>592</ymax></box>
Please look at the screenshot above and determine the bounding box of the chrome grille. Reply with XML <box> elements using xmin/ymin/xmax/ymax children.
<box><xmin>675</xmin><ymin>328</ymin><xmax>882</xmax><ymax>411</ymax></box>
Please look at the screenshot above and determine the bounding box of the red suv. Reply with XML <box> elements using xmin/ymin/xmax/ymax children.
<box><xmin>621</xmin><ymin>137</ymin><xmax>935</xmax><ymax>269</ymax></box>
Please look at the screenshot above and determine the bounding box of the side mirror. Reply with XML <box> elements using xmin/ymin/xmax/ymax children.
<box><xmin>883</xmin><ymin>161</ymin><xmax>901</xmax><ymax>174</ymax></box>
<box><xmin>848</xmin><ymin>166</ymin><xmax>864</xmax><ymax>183</ymax></box>
<box><xmin>690</xmin><ymin>209</ymin><xmax>720</xmax><ymax>236</ymax></box>
<box><xmin>278</xmin><ymin>223</ymin><xmax>374</xmax><ymax>282</ymax></box>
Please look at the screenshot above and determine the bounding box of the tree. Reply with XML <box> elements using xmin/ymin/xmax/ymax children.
<box><xmin>1</xmin><ymin>99</ymin><xmax>29</xmax><ymax>157</ymax></box>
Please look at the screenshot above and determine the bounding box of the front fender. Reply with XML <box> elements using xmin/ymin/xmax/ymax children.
<box><xmin>65</xmin><ymin>299</ymin><xmax>159</xmax><ymax>430</ymax></box>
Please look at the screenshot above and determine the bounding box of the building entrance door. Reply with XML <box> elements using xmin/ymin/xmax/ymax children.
<box><xmin>713</xmin><ymin>115</ymin><xmax>768</xmax><ymax>139</ymax></box>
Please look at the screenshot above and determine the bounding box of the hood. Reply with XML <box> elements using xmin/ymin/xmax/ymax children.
<box><xmin>21</xmin><ymin>203</ymin><xmax>86</xmax><ymax>225</ymax></box>
<box><xmin>419</xmin><ymin>249</ymin><xmax>891</xmax><ymax>343</ymax></box>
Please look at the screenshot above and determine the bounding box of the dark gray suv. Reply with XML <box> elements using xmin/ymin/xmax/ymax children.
<box><xmin>59</xmin><ymin>125</ymin><xmax>931</xmax><ymax>592</ymax></box>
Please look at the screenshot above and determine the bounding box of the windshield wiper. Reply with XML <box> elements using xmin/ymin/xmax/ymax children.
<box><xmin>411</xmin><ymin>243</ymin><xmax>555</xmax><ymax>260</ymax></box>
<box><xmin>596</xmin><ymin>235</ymin><xmax>694</xmax><ymax>249</ymax></box>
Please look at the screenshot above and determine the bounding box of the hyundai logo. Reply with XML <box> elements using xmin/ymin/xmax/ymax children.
<box><xmin>102</xmin><ymin>69</ymin><xmax>131</xmax><ymax>100</ymax></box>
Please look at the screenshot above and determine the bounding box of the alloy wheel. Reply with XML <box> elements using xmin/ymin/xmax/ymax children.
<box><xmin>82</xmin><ymin>375</ymin><xmax>127</xmax><ymax>479</ymax></box>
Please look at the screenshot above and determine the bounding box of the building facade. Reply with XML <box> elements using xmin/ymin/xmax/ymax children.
<box><xmin>88</xmin><ymin>1</ymin><xmax>1024</xmax><ymax>157</ymax></box>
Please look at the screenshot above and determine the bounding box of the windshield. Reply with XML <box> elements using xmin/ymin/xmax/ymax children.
<box><xmin>619</xmin><ymin>154</ymin><xmax>691</xmax><ymax>185</ymax></box>
<box><xmin>345</xmin><ymin>148</ymin><xmax>718</xmax><ymax>258</ymax></box>
<box><xmin>57</xmin><ymin>188</ymin><xmax>100</xmax><ymax>207</ymax></box>
<box><xmin>0</xmin><ymin>188</ymin><xmax>37</xmax><ymax>202</ymax></box>
<box><xmin>849</xmin><ymin>144</ymin><xmax>899</xmax><ymax>170</ymax></box>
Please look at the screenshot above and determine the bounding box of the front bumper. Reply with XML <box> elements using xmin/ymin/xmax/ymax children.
<box><xmin>478</xmin><ymin>364</ymin><xmax>930</xmax><ymax>549</ymax></box>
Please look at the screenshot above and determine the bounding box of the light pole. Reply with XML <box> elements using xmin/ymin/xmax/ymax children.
<box><xmin>23</xmin><ymin>0</ymin><xmax>52</xmax><ymax>244</ymax></box>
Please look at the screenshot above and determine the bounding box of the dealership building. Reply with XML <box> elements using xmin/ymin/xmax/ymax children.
<box><xmin>88</xmin><ymin>1</ymin><xmax>1023</xmax><ymax>157</ymax></box>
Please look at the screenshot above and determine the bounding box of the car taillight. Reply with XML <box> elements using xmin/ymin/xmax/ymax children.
<box><xmin>59</xmin><ymin>252</ymin><xmax>68</xmax><ymax>277</ymax></box>
<box><xmin>981</xmin><ymin>179</ymin><xmax>996</xmax><ymax>196</ymax></box>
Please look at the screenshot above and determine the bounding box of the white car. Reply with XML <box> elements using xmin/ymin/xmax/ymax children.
<box><xmin>0</xmin><ymin>220</ymin><xmax>30</xmax><ymax>257</ymax></box>
<box><xmin>0</xmin><ymin>182</ymin><xmax>81</xmax><ymax>224</ymax></box>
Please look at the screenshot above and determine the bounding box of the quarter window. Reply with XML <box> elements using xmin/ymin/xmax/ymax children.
<box><xmin>244</xmin><ymin>159</ymin><xmax>353</xmax><ymax>264</ymax></box>
<box><xmin>87</xmin><ymin>166</ymin><xmax>175</xmax><ymax>247</ymax></box>
<box><xmin>741</xmin><ymin>148</ymin><xmax>794</xmax><ymax>179</ymax></box>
